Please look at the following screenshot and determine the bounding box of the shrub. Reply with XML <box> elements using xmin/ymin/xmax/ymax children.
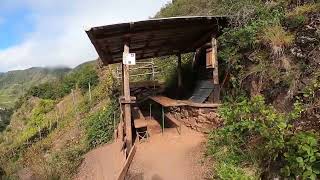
<box><xmin>259</xmin><ymin>25</ymin><xmax>294</xmax><ymax>56</ymax></box>
<box><xmin>49</xmin><ymin>145</ymin><xmax>85</xmax><ymax>179</ymax></box>
<box><xmin>84</xmin><ymin>101</ymin><xmax>119</xmax><ymax>148</ymax></box>
<box><xmin>286</xmin><ymin>15</ymin><xmax>308</xmax><ymax>29</ymax></box>
<box><xmin>282</xmin><ymin>132</ymin><xmax>320</xmax><ymax>179</ymax></box>
<box><xmin>209</xmin><ymin>96</ymin><xmax>320</xmax><ymax>178</ymax></box>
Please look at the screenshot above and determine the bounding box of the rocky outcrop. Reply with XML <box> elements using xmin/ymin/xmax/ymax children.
<box><xmin>290</xmin><ymin>12</ymin><xmax>320</xmax><ymax>68</ymax></box>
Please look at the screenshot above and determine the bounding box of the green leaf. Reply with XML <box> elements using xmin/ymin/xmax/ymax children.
<box><xmin>310</xmin><ymin>156</ymin><xmax>316</xmax><ymax>163</ymax></box>
<box><xmin>281</xmin><ymin>165</ymin><xmax>291</xmax><ymax>176</ymax></box>
<box><xmin>302</xmin><ymin>170</ymin><xmax>313</xmax><ymax>178</ymax></box>
<box><xmin>310</xmin><ymin>174</ymin><xmax>316</xmax><ymax>180</ymax></box>
<box><xmin>296</xmin><ymin>157</ymin><xmax>304</xmax><ymax>163</ymax></box>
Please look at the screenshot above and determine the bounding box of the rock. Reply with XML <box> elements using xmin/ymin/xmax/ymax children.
<box><xmin>169</xmin><ymin>106</ymin><xmax>222</xmax><ymax>133</ymax></box>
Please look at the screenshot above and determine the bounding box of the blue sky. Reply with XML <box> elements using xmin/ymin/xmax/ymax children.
<box><xmin>0</xmin><ymin>7</ymin><xmax>34</xmax><ymax>49</ymax></box>
<box><xmin>0</xmin><ymin>0</ymin><xmax>171</xmax><ymax>72</ymax></box>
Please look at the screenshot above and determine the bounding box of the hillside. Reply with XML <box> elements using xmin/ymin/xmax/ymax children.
<box><xmin>0</xmin><ymin>0</ymin><xmax>320</xmax><ymax>179</ymax></box>
<box><xmin>0</xmin><ymin>67</ymin><xmax>71</xmax><ymax>108</ymax></box>
<box><xmin>0</xmin><ymin>60</ymin><xmax>116</xmax><ymax>179</ymax></box>
<box><xmin>156</xmin><ymin>0</ymin><xmax>320</xmax><ymax>179</ymax></box>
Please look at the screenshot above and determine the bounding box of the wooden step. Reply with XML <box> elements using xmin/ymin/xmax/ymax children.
<box><xmin>132</xmin><ymin>107</ymin><xmax>147</xmax><ymax>129</ymax></box>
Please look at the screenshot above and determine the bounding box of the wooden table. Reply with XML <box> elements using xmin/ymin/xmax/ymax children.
<box><xmin>148</xmin><ymin>96</ymin><xmax>186</xmax><ymax>134</ymax></box>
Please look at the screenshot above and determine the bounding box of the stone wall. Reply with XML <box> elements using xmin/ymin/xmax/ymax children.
<box><xmin>168</xmin><ymin>106</ymin><xmax>222</xmax><ymax>133</ymax></box>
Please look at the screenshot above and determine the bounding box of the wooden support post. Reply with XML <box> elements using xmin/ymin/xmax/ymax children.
<box><xmin>123</xmin><ymin>43</ymin><xmax>132</xmax><ymax>152</ymax></box>
<box><xmin>212</xmin><ymin>36</ymin><xmax>220</xmax><ymax>103</ymax></box>
<box><xmin>118</xmin><ymin>105</ymin><xmax>124</xmax><ymax>141</ymax></box>
<box><xmin>177</xmin><ymin>53</ymin><xmax>183</xmax><ymax>98</ymax></box>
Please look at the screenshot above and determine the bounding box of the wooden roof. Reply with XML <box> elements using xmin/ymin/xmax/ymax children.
<box><xmin>86</xmin><ymin>16</ymin><xmax>228</xmax><ymax>65</ymax></box>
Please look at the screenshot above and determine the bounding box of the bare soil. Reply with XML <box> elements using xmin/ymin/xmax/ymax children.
<box><xmin>75</xmin><ymin>140</ymin><xmax>126</xmax><ymax>180</ymax></box>
<box><xmin>127</xmin><ymin>127</ymin><xmax>211</xmax><ymax>180</ymax></box>
<box><xmin>75</xmin><ymin>125</ymin><xmax>211</xmax><ymax>180</ymax></box>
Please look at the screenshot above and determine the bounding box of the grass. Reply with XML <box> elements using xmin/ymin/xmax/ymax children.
<box><xmin>259</xmin><ymin>25</ymin><xmax>294</xmax><ymax>56</ymax></box>
<box><xmin>286</xmin><ymin>3</ymin><xmax>320</xmax><ymax>18</ymax></box>
<box><xmin>0</xmin><ymin>66</ymin><xmax>119</xmax><ymax>179</ymax></box>
<box><xmin>285</xmin><ymin>3</ymin><xmax>320</xmax><ymax>29</ymax></box>
<box><xmin>207</xmin><ymin>131</ymin><xmax>261</xmax><ymax>179</ymax></box>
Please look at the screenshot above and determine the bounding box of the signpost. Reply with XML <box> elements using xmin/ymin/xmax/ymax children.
<box><xmin>123</xmin><ymin>52</ymin><xmax>136</xmax><ymax>65</ymax></box>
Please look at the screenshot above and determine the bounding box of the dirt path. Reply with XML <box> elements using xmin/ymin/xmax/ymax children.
<box><xmin>127</xmin><ymin>127</ymin><xmax>211</xmax><ymax>180</ymax></box>
<box><xmin>75</xmin><ymin>140</ymin><xmax>126</xmax><ymax>180</ymax></box>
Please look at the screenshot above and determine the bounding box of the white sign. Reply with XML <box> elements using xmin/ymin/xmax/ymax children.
<box><xmin>123</xmin><ymin>52</ymin><xmax>136</xmax><ymax>65</ymax></box>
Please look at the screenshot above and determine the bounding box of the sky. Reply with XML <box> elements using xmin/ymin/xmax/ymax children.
<box><xmin>0</xmin><ymin>0</ymin><xmax>171</xmax><ymax>72</ymax></box>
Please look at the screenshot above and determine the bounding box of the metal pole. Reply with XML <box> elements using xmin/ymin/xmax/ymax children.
<box><xmin>152</xmin><ymin>60</ymin><xmax>155</xmax><ymax>92</ymax></box>
<box><xmin>162</xmin><ymin>106</ymin><xmax>164</xmax><ymax>134</ymax></box>
<box><xmin>113</xmin><ymin>112</ymin><xmax>116</xmax><ymax>141</ymax></box>
<box><xmin>149</xmin><ymin>104</ymin><xmax>152</xmax><ymax>120</ymax></box>
<box><xmin>88</xmin><ymin>82</ymin><xmax>92</xmax><ymax>102</ymax></box>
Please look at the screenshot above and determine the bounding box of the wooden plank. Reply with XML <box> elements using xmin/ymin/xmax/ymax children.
<box><xmin>116</xmin><ymin>144</ymin><xmax>137</xmax><ymax>180</ymax></box>
<box><xmin>149</xmin><ymin>96</ymin><xmax>186</xmax><ymax>107</ymax></box>
<box><xmin>86</xmin><ymin>16</ymin><xmax>229</xmax><ymax>65</ymax></box>
<box><xmin>130</xmin><ymin>80</ymin><xmax>160</xmax><ymax>88</ymax></box>
<box><xmin>183</xmin><ymin>101</ymin><xmax>221</xmax><ymax>108</ymax></box>
<box><xmin>206</xmin><ymin>48</ymin><xmax>213</xmax><ymax>68</ymax></box>
<box><xmin>119</xmin><ymin>96</ymin><xmax>136</xmax><ymax>104</ymax></box>
<box><xmin>123</xmin><ymin>43</ymin><xmax>132</xmax><ymax>151</ymax></box>
<box><xmin>132</xmin><ymin>107</ymin><xmax>147</xmax><ymax>129</ymax></box>
<box><xmin>92</xmin><ymin>19</ymin><xmax>218</xmax><ymax>39</ymax></box>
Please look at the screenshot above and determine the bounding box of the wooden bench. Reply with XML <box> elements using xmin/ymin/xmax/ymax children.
<box><xmin>132</xmin><ymin>107</ymin><xmax>148</xmax><ymax>142</ymax></box>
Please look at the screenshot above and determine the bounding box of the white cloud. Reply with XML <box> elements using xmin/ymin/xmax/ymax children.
<box><xmin>0</xmin><ymin>0</ymin><xmax>171</xmax><ymax>71</ymax></box>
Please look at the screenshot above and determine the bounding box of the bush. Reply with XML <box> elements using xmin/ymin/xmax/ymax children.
<box><xmin>84</xmin><ymin>101</ymin><xmax>119</xmax><ymax>148</ymax></box>
<box><xmin>282</xmin><ymin>132</ymin><xmax>320</xmax><ymax>179</ymax></box>
<box><xmin>27</xmin><ymin>63</ymin><xmax>99</xmax><ymax>100</ymax></box>
<box><xmin>208</xmin><ymin>96</ymin><xmax>320</xmax><ymax>178</ymax></box>
<box><xmin>49</xmin><ymin>145</ymin><xmax>85</xmax><ymax>179</ymax></box>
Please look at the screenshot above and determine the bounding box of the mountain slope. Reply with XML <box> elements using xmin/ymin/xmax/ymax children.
<box><xmin>0</xmin><ymin>67</ymin><xmax>71</xmax><ymax>108</ymax></box>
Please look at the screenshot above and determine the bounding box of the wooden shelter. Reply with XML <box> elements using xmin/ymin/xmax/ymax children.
<box><xmin>86</xmin><ymin>16</ymin><xmax>228</xmax><ymax>152</ymax></box>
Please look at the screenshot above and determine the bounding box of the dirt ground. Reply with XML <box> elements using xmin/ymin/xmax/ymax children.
<box><xmin>75</xmin><ymin>125</ymin><xmax>211</xmax><ymax>180</ymax></box>
<box><xmin>75</xmin><ymin>140</ymin><xmax>126</xmax><ymax>180</ymax></box>
<box><xmin>127</xmin><ymin>127</ymin><xmax>211</xmax><ymax>180</ymax></box>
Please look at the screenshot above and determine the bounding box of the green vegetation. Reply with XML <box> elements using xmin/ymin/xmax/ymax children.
<box><xmin>27</xmin><ymin>62</ymin><xmax>99</xmax><ymax>100</ymax></box>
<box><xmin>208</xmin><ymin>96</ymin><xmax>319</xmax><ymax>178</ymax></box>
<box><xmin>1</xmin><ymin>0</ymin><xmax>320</xmax><ymax>179</ymax></box>
<box><xmin>158</xmin><ymin>0</ymin><xmax>320</xmax><ymax>179</ymax></box>
<box><xmin>0</xmin><ymin>67</ymin><xmax>70</xmax><ymax>108</ymax></box>
<box><xmin>0</xmin><ymin>109</ymin><xmax>12</xmax><ymax>132</ymax></box>
<box><xmin>85</xmin><ymin>100</ymin><xmax>119</xmax><ymax>148</ymax></box>
<box><xmin>0</xmin><ymin>61</ymin><xmax>119</xmax><ymax>179</ymax></box>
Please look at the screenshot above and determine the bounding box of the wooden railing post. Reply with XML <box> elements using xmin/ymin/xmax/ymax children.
<box><xmin>123</xmin><ymin>43</ymin><xmax>132</xmax><ymax>152</ymax></box>
<box><xmin>211</xmin><ymin>36</ymin><xmax>220</xmax><ymax>103</ymax></box>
